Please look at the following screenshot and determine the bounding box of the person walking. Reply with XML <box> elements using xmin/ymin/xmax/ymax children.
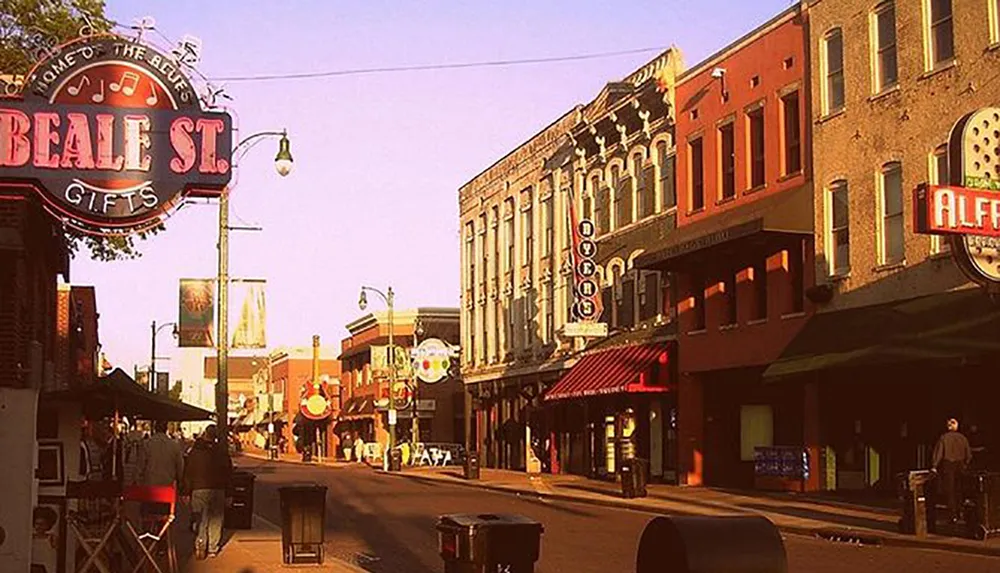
<box><xmin>141</xmin><ymin>420</ymin><xmax>184</xmax><ymax>536</ymax></box>
<box><xmin>182</xmin><ymin>425</ymin><xmax>234</xmax><ymax>559</ymax></box>
<box><xmin>933</xmin><ymin>418</ymin><xmax>973</xmax><ymax>524</ymax></box>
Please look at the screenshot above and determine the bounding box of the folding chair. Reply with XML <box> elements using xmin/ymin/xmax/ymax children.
<box><xmin>66</xmin><ymin>480</ymin><xmax>121</xmax><ymax>573</ymax></box>
<box><xmin>121</xmin><ymin>485</ymin><xmax>178</xmax><ymax>573</ymax></box>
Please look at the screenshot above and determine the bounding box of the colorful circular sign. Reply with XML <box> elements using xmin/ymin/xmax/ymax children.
<box><xmin>412</xmin><ymin>338</ymin><xmax>453</xmax><ymax>384</ymax></box>
<box><xmin>950</xmin><ymin>108</ymin><xmax>1000</xmax><ymax>288</ymax></box>
<box><xmin>1</xmin><ymin>34</ymin><xmax>233</xmax><ymax>235</ymax></box>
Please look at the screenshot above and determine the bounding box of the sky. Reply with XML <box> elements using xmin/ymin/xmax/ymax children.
<box><xmin>74</xmin><ymin>0</ymin><xmax>799</xmax><ymax>378</ymax></box>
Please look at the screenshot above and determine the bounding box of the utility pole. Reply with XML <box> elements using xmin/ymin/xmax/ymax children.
<box><xmin>217</xmin><ymin>188</ymin><xmax>230</xmax><ymax>440</ymax></box>
<box><xmin>150</xmin><ymin>320</ymin><xmax>157</xmax><ymax>393</ymax></box>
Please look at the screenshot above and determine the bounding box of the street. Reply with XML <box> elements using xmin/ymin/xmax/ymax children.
<box><xmin>241</xmin><ymin>460</ymin><xmax>1000</xmax><ymax>573</ymax></box>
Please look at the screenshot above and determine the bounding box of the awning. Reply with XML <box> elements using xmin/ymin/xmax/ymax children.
<box><xmin>544</xmin><ymin>342</ymin><xmax>670</xmax><ymax>401</ymax></box>
<box><xmin>634</xmin><ymin>185</ymin><xmax>812</xmax><ymax>272</ymax></box>
<box><xmin>763</xmin><ymin>288</ymin><xmax>1000</xmax><ymax>382</ymax></box>
<box><xmin>338</xmin><ymin>395</ymin><xmax>375</xmax><ymax>420</ymax></box>
<box><xmin>42</xmin><ymin>368</ymin><xmax>213</xmax><ymax>421</ymax></box>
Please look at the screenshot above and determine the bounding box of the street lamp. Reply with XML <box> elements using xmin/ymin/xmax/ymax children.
<box><xmin>411</xmin><ymin>318</ymin><xmax>424</xmax><ymax>450</ymax></box>
<box><xmin>358</xmin><ymin>285</ymin><xmax>397</xmax><ymax>467</ymax></box>
<box><xmin>217</xmin><ymin>130</ymin><xmax>294</xmax><ymax>441</ymax></box>
<box><xmin>150</xmin><ymin>320</ymin><xmax>178</xmax><ymax>393</ymax></box>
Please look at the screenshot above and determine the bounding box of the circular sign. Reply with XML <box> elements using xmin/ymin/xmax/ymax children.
<box><xmin>578</xmin><ymin>239</ymin><xmax>597</xmax><ymax>259</ymax></box>
<box><xmin>574</xmin><ymin>299</ymin><xmax>597</xmax><ymax>320</ymax></box>
<box><xmin>392</xmin><ymin>381</ymin><xmax>412</xmax><ymax>410</ymax></box>
<box><xmin>5</xmin><ymin>34</ymin><xmax>233</xmax><ymax>234</ymax></box>
<box><xmin>577</xmin><ymin>259</ymin><xmax>597</xmax><ymax>278</ymax></box>
<box><xmin>412</xmin><ymin>338</ymin><xmax>453</xmax><ymax>384</ymax></box>
<box><xmin>577</xmin><ymin>219</ymin><xmax>595</xmax><ymax>239</ymax></box>
<box><xmin>577</xmin><ymin>279</ymin><xmax>598</xmax><ymax>298</ymax></box>
<box><xmin>950</xmin><ymin>108</ymin><xmax>1000</xmax><ymax>287</ymax></box>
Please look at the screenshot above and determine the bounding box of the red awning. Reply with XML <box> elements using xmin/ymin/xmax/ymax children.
<box><xmin>544</xmin><ymin>343</ymin><xmax>670</xmax><ymax>402</ymax></box>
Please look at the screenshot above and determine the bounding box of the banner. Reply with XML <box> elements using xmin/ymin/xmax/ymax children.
<box><xmin>231</xmin><ymin>280</ymin><xmax>267</xmax><ymax>349</ymax></box>
<box><xmin>370</xmin><ymin>345</ymin><xmax>413</xmax><ymax>380</ymax></box>
<box><xmin>178</xmin><ymin>279</ymin><xmax>215</xmax><ymax>348</ymax></box>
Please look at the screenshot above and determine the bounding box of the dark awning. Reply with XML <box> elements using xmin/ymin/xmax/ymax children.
<box><xmin>338</xmin><ymin>395</ymin><xmax>375</xmax><ymax>420</ymax></box>
<box><xmin>42</xmin><ymin>368</ymin><xmax>213</xmax><ymax>421</ymax></box>
<box><xmin>634</xmin><ymin>185</ymin><xmax>812</xmax><ymax>272</ymax></box>
<box><xmin>763</xmin><ymin>288</ymin><xmax>1000</xmax><ymax>382</ymax></box>
<box><xmin>544</xmin><ymin>342</ymin><xmax>670</xmax><ymax>402</ymax></box>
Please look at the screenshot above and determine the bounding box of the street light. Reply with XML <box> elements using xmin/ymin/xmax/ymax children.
<box><xmin>358</xmin><ymin>285</ymin><xmax>397</xmax><ymax>467</ymax></box>
<box><xmin>150</xmin><ymin>320</ymin><xmax>178</xmax><ymax>393</ymax></box>
<box><xmin>217</xmin><ymin>130</ymin><xmax>294</xmax><ymax>441</ymax></box>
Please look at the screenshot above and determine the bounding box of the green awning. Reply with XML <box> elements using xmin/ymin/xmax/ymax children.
<box><xmin>763</xmin><ymin>288</ymin><xmax>1000</xmax><ymax>382</ymax></box>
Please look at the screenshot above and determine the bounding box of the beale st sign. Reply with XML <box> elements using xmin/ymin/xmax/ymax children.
<box><xmin>914</xmin><ymin>107</ymin><xmax>1000</xmax><ymax>291</ymax></box>
<box><xmin>0</xmin><ymin>34</ymin><xmax>233</xmax><ymax>235</ymax></box>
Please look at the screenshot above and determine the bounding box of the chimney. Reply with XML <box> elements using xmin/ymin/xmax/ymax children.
<box><xmin>312</xmin><ymin>335</ymin><xmax>320</xmax><ymax>386</ymax></box>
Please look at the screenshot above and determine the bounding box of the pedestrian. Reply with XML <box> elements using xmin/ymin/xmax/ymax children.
<box><xmin>139</xmin><ymin>420</ymin><xmax>183</xmax><ymax>535</ymax></box>
<box><xmin>182</xmin><ymin>425</ymin><xmax>234</xmax><ymax>560</ymax></box>
<box><xmin>932</xmin><ymin>418</ymin><xmax>973</xmax><ymax>524</ymax></box>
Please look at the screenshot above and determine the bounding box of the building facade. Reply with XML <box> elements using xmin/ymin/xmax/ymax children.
<box><xmin>637</xmin><ymin>5</ymin><xmax>817</xmax><ymax>488</ymax></box>
<box><xmin>262</xmin><ymin>344</ymin><xmax>341</xmax><ymax>455</ymax></box>
<box><xmin>759</xmin><ymin>0</ymin><xmax>1000</xmax><ymax>492</ymax></box>
<box><xmin>337</xmin><ymin>308</ymin><xmax>462</xmax><ymax>458</ymax></box>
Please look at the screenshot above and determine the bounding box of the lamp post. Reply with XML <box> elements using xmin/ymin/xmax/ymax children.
<box><xmin>411</xmin><ymin>318</ymin><xmax>424</xmax><ymax>450</ymax></box>
<box><xmin>217</xmin><ymin>130</ymin><xmax>294</xmax><ymax>440</ymax></box>
<box><xmin>150</xmin><ymin>321</ymin><xmax>177</xmax><ymax>393</ymax></box>
<box><xmin>359</xmin><ymin>286</ymin><xmax>396</xmax><ymax>464</ymax></box>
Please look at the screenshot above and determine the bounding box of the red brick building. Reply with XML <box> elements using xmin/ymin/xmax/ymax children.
<box><xmin>637</xmin><ymin>4</ymin><xmax>818</xmax><ymax>489</ymax></box>
<box><xmin>270</xmin><ymin>345</ymin><xmax>341</xmax><ymax>454</ymax></box>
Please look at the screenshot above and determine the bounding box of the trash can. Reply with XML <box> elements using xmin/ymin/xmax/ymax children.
<box><xmin>464</xmin><ymin>450</ymin><xmax>481</xmax><ymax>481</ymax></box>
<box><xmin>388</xmin><ymin>447</ymin><xmax>403</xmax><ymax>472</ymax></box>
<box><xmin>963</xmin><ymin>471</ymin><xmax>1000</xmax><ymax>540</ymax></box>
<box><xmin>224</xmin><ymin>470</ymin><xmax>255</xmax><ymax>530</ymax></box>
<box><xmin>636</xmin><ymin>515</ymin><xmax>787</xmax><ymax>573</ymax></box>
<box><xmin>437</xmin><ymin>513</ymin><xmax>544</xmax><ymax>573</ymax></box>
<box><xmin>279</xmin><ymin>484</ymin><xmax>327</xmax><ymax>565</ymax></box>
<box><xmin>621</xmin><ymin>458</ymin><xmax>648</xmax><ymax>499</ymax></box>
<box><xmin>898</xmin><ymin>470</ymin><xmax>937</xmax><ymax>536</ymax></box>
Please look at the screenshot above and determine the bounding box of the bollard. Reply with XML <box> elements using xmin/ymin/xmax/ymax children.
<box><xmin>898</xmin><ymin>470</ymin><xmax>936</xmax><ymax>536</ymax></box>
<box><xmin>437</xmin><ymin>513</ymin><xmax>543</xmax><ymax>573</ymax></box>
<box><xmin>636</xmin><ymin>515</ymin><xmax>787</xmax><ymax>573</ymax></box>
<box><xmin>465</xmin><ymin>450</ymin><xmax>481</xmax><ymax>480</ymax></box>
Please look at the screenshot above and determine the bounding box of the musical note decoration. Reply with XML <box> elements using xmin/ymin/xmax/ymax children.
<box><xmin>27</xmin><ymin>27</ymin><xmax>60</xmax><ymax>61</ymax></box>
<box><xmin>0</xmin><ymin>74</ymin><xmax>25</xmax><ymax>97</ymax></box>
<box><xmin>171</xmin><ymin>35</ymin><xmax>203</xmax><ymax>68</ymax></box>
<box><xmin>66</xmin><ymin>75</ymin><xmax>91</xmax><ymax>96</ymax></box>
<box><xmin>199</xmin><ymin>83</ymin><xmax>231</xmax><ymax>109</ymax></box>
<box><xmin>145</xmin><ymin>83</ymin><xmax>158</xmax><ymax>106</ymax></box>
<box><xmin>78</xmin><ymin>10</ymin><xmax>98</xmax><ymax>38</ymax></box>
<box><xmin>130</xmin><ymin>16</ymin><xmax>156</xmax><ymax>43</ymax></box>
<box><xmin>91</xmin><ymin>79</ymin><xmax>105</xmax><ymax>104</ymax></box>
<box><xmin>109</xmin><ymin>71</ymin><xmax>140</xmax><ymax>96</ymax></box>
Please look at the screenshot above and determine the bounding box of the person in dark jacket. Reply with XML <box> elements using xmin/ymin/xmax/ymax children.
<box><xmin>182</xmin><ymin>425</ymin><xmax>233</xmax><ymax>559</ymax></box>
<box><xmin>933</xmin><ymin>418</ymin><xmax>973</xmax><ymax>523</ymax></box>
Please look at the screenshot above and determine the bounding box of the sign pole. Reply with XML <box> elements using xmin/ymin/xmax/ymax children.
<box><xmin>217</xmin><ymin>188</ymin><xmax>230</xmax><ymax>441</ymax></box>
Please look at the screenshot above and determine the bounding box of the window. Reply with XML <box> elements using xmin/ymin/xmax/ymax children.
<box><xmin>618</xmin><ymin>275</ymin><xmax>636</xmax><ymax>329</ymax></box>
<box><xmin>545</xmin><ymin>281</ymin><xmax>554</xmax><ymax>343</ymax></box>
<box><xmin>748</xmin><ymin>107</ymin><xmax>765</xmax><ymax>188</ymax></box>
<box><xmin>927</xmin><ymin>0</ymin><xmax>954</xmax><ymax>67</ymax></box>
<box><xmin>639</xmin><ymin>272</ymin><xmax>660</xmax><ymax>321</ymax></box>
<box><xmin>478</xmin><ymin>213</ymin><xmax>487</xmax><ymax>286</ymax></box>
<box><xmin>465</xmin><ymin>221</ymin><xmax>475</xmax><ymax>290</ymax></box>
<box><xmin>658</xmin><ymin>142</ymin><xmax>676</xmax><ymax>210</ymax></box>
<box><xmin>634</xmin><ymin>153</ymin><xmax>653</xmax><ymax>219</ymax></box>
<box><xmin>614</xmin><ymin>165</ymin><xmax>632</xmax><ymax>228</ymax></box>
<box><xmin>781</xmin><ymin>92</ymin><xmax>801</xmax><ymax>175</ymax></box>
<box><xmin>829</xmin><ymin>181</ymin><xmax>851</xmax><ymax>274</ymax></box>
<box><xmin>752</xmin><ymin>261</ymin><xmax>768</xmax><ymax>321</ymax></box>
<box><xmin>492</xmin><ymin>206</ymin><xmax>500</xmax><ymax>279</ymax></box>
<box><xmin>823</xmin><ymin>29</ymin><xmax>845</xmax><ymax>114</ymax></box>
<box><xmin>992</xmin><ymin>0</ymin><xmax>1000</xmax><ymax>44</ymax></box>
<box><xmin>504</xmin><ymin>200</ymin><xmax>515</xmax><ymax>274</ymax></box>
<box><xmin>880</xmin><ymin>162</ymin><xmax>904</xmax><ymax>265</ymax></box>
<box><xmin>873</xmin><ymin>2</ymin><xmax>898</xmax><ymax>92</ymax></box>
<box><xmin>522</xmin><ymin>196</ymin><xmax>534</xmax><ymax>271</ymax></box>
<box><xmin>543</xmin><ymin>198</ymin><xmax>553</xmax><ymax>257</ymax></box>
<box><xmin>930</xmin><ymin>146</ymin><xmax>951</xmax><ymax>254</ymax></box>
<box><xmin>689</xmin><ymin>138</ymin><xmax>705</xmax><ymax>211</ymax></box>
<box><xmin>586</xmin><ymin>174</ymin><xmax>599</xmax><ymax>222</ymax></box>
<box><xmin>719</xmin><ymin>123</ymin><xmax>736</xmax><ymax>200</ymax></box>
<box><xmin>596</xmin><ymin>176</ymin><xmax>611</xmax><ymax>235</ymax></box>
<box><xmin>469</xmin><ymin>312</ymin><xmax>477</xmax><ymax>364</ymax></box>
<box><xmin>723</xmin><ymin>273</ymin><xmax>737</xmax><ymax>326</ymax></box>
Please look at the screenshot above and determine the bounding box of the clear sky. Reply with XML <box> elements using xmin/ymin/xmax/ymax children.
<box><xmin>75</xmin><ymin>0</ymin><xmax>798</xmax><ymax>377</ymax></box>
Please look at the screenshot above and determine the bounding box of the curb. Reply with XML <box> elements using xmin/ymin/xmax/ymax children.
<box><xmin>381</xmin><ymin>470</ymin><xmax>1000</xmax><ymax>559</ymax></box>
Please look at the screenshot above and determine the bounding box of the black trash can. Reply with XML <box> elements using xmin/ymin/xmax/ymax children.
<box><xmin>963</xmin><ymin>471</ymin><xmax>1000</xmax><ymax>540</ymax></box>
<box><xmin>279</xmin><ymin>484</ymin><xmax>327</xmax><ymax>565</ymax></box>
<box><xmin>621</xmin><ymin>458</ymin><xmax>648</xmax><ymax>499</ymax></box>
<box><xmin>437</xmin><ymin>513</ymin><xmax>544</xmax><ymax>573</ymax></box>
<box><xmin>465</xmin><ymin>450</ymin><xmax>481</xmax><ymax>481</ymax></box>
<box><xmin>388</xmin><ymin>447</ymin><xmax>403</xmax><ymax>472</ymax></box>
<box><xmin>224</xmin><ymin>470</ymin><xmax>255</xmax><ymax>530</ymax></box>
<box><xmin>898</xmin><ymin>470</ymin><xmax>937</xmax><ymax>536</ymax></box>
<box><xmin>636</xmin><ymin>515</ymin><xmax>787</xmax><ymax>573</ymax></box>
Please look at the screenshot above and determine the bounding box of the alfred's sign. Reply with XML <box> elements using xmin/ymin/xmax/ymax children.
<box><xmin>0</xmin><ymin>35</ymin><xmax>232</xmax><ymax>234</ymax></box>
<box><xmin>914</xmin><ymin>108</ymin><xmax>1000</xmax><ymax>289</ymax></box>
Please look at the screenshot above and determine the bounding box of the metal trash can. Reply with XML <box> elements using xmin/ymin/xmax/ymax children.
<box><xmin>636</xmin><ymin>515</ymin><xmax>787</xmax><ymax>573</ymax></box>
<box><xmin>437</xmin><ymin>513</ymin><xmax>544</xmax><ymax>573</ymax></box>
<box><xmin>388</xmin><ymin>447</ymin><xmax>403</xmax><ymax>472</ymax></box>
<box><xmin>224</xmin><ymin>470</ymin><xmax>255</xmax><ymax>530</ymax></box>
<box><xmin>898</xmin><ymin>470</ymin><xmax>937</xmax><ymax>536</ymax></box>
<box><xmin>621</xmin><ymin>458</ymin><xmax>648</xmax><ymax>499</ymax></box>
<box><xmin>464</xmin><ymin>450</ymin><xmax>481</xmax><ymax>481</ymax></box>
<box><xmin>279</xmin><ymin>484</ymin><xmax>327</xmax><ymax>565</ymax></box>
<box><xmin>963</xmin><ymin>471</ymin><xmax>1000</xmax><ymax>540</ymax></box>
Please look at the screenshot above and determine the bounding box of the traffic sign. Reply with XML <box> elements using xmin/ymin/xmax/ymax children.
<box><xmin>577</xmin><ymin>259</ymin><xmax>596</xmax><ymax>277</ymax></box>
<box><xmin>577</xmin><ymin>279</ymin><xmax>598</xmax><ymax>298</ymax></box>
<box><xmin>578</xmin><ymin>219</ymin><xmax>596</xmax><ymax>239</ymax></box>
<box><xmin>578</xmin><ymin>240</ymin><xmax>597</xmax><ymax>258</ymax></box>
<box><xmin>574</xmin><ymin>299</ymin><xmax>598</xmax><ymax>320</ymax></box>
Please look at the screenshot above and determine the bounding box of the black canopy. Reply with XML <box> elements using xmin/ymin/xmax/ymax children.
<box><xmin>42</xmin><ymin>368</ymin><xmax>214</xmax><ymax>421</ymax></box>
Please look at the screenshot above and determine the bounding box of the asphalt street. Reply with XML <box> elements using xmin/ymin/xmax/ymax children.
<box><xmin>240</xmin><ymin>459</ymin><xmax>1000</xmax><ymax>573</ymax></box>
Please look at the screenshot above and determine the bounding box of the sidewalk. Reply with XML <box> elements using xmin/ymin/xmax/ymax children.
<box><xmin>243</xmin><ymin>450</ymin><xmax>355</xmax><ymax>468</ymax></box>
<box><xmin>382</xmin><ymin>465</ymin><xmax>1000</xmax><ymax>558</ymax></box>
<box><xmin>187</xmin><ymin>514</ymin><xmax>367</xmax><ymax>573</ymax></box>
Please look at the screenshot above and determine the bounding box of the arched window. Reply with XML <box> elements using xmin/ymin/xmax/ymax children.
<box><xmin>822</xmin><ymin>28</ymin><xmax>845</xmax><ymax>114</ymax></box>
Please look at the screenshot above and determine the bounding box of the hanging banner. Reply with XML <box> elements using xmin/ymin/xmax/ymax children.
<box><xmin>0</xmin><ymin>34</ymin><xmax>233</xmax><ymax>235</ymax></box>
<box><xmin>178</xmin><ymin>278</ymin><xmax>215</xmax><ymax>348</ymax></box>
<box><xmin>231</xmin><ymin>279</ymin><xmax>267</xmax><ymax>349</ymax></box>
<box><xmin>370</xmin><ymin>345</ymin><xmax>413</xmax><ymax>380</ymax></box>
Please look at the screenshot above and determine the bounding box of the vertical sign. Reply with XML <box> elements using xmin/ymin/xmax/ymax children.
<box><xmin>565</xmin><ymin>174</ymin><xmax>604</xmax><ymax>323</ymax></box>
<box><xmin>178</xmin><ymin>279</ymin><xmax>215</xmax><ymax>348</ymax></box>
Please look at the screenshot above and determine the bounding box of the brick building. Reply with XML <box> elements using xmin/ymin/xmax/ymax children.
<box><xmin>267</xmin><ymin>344</ymin><xmax>341</xmax><ymax>455</ymax></box>
<box><xmin>637</xmin><ymin>4</ymin><xmax>815</xmax><ymax>489</ymax></box>
<box><xmin>761</xmin><ymin>0</ymin><xmax>1000</xmax><ymax>492</ymax></box>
